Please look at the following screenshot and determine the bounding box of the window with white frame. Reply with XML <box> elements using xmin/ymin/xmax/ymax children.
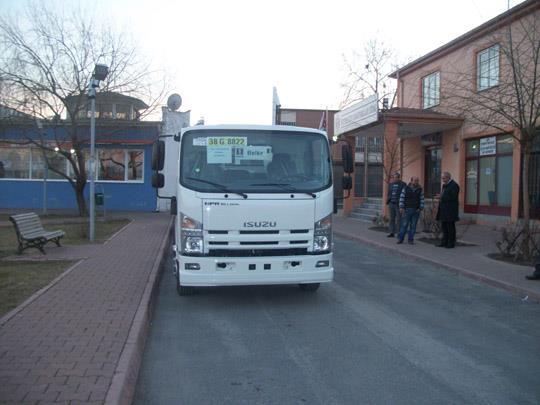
<box><xmin>98</xmin><ymin>148</ymin><xmax>144</xmax><ymax>181</ymax></box>
<box><xmin>422</xmin><ymin>71</ymin><xmax>440</xmax><ymax>109</ymax></box>
<box><xmin>477</xmin><ymin>44</ymin><xmax>499</xmax><ymax>91</ymax></box>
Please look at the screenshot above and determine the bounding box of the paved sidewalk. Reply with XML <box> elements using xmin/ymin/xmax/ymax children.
<box><xmin>0</xmin><ymin>212</ymin><xmax>172</xmax><ymax>404</ymax></box>
<box><xmin>333</xmin><ymin>215</ymin><xmax>540</xmax><ymax>302</ymax></box>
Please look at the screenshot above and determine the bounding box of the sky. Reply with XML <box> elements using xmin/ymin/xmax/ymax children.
<box><xmin>0</xmin><ymin>0</ymin><xmax>527</xmax><ymax>125</ymax></box>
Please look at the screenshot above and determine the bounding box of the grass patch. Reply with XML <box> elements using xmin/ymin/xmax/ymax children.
<box><xmin>0</xmin><ymin>260</ymin><xmax>76</xmax><ymax>318</ymax></box>
<box><xmin>0</xmin><ymin>219</ymin><xmax>130</xmax><ymax>258</ymax></box>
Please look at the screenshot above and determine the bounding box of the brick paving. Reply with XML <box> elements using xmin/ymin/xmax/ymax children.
<box><xmin>0</xmin><ymin>212</ymin><xmax>172</xmax><ymax>404</ymax></box>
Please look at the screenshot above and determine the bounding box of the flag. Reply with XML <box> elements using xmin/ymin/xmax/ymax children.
<box><xmin>319</xmin><ymin>110</ymin><xmax>327</xmax><ymax>131</ymax></box>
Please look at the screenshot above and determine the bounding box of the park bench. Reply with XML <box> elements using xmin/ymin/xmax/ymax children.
<box><xmin>9</xmin><ymin>212</ymin><xmax>65</xmax><ymax>254</ymax></box>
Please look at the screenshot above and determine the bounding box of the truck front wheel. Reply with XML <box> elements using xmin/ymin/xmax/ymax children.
<box><xmin>299</xmin><ymin>283</ymin><xmax>320</xmax><ymax>292</ymax></box>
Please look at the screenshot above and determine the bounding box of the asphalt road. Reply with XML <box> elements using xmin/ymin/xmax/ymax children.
<box><xmin>134</xmin><ymin>236</ymin><xmax>540</xmax><ymax>405</ymax></box>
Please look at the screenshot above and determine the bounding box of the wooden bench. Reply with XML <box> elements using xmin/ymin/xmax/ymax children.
<box><xmin>9</xmin><ymin>212</ymin><xmax>65</xmax><ymax>254</ymax></box>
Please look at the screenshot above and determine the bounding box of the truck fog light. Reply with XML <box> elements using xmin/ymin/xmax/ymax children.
<box><xmin>316</xmin><ymin>260</ymin><xmax>329</xmax><ymax>268</ymax></box>
<box><xmin>185</xmin><ymin>263</ymin><xmax>201</xmax><ymax>270</ymax></box>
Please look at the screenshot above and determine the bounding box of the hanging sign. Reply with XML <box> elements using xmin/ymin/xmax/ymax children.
<box><xmin>479</xmin><ymin>137</ymin><xmax>496</xmax><ymax>156</ymax></box>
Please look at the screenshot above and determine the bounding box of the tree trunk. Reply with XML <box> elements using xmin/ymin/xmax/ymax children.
<box><xmin>75</xmin><ymin>180</ymin><xmax>87</xmax><ymax>217</ymax></box>
<box><xmin>521</xmin><ymin>143</ymin><xmax>531</xmax><ymax>260</ymax></box>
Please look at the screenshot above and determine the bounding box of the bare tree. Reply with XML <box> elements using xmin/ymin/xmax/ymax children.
<box><xmin>442</xmin><ymin>9</ymin><xmax>539</xmax><ymax>259</ymax></box>
<box><xmin>340</xmin><ymin>38</ymin><xmax>399</xmax><ymax>110</ymax></box>
<box><xmin>0</xmin><ymin>2</ymin><xmax>168</xmax><ymax>215</ymax></box>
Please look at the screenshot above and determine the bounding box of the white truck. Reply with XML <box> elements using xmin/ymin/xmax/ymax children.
<box><xmin>152</xmin><ymin>125</ymin><xmax>352</xmax><ymax>295</ymax></box>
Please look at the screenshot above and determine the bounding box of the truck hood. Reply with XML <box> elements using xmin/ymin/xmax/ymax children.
<box><xmin>202</xmin><ymin>198</ymin><xmax>315</xmax><ymax>231</ymax></box>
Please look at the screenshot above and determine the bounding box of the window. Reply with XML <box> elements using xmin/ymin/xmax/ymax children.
<box><xmin>0</xmin><ymin>145</ymin><xmax>30</xmax><ymax>178</ymax></box>
<box><xmin>127</xmin><ymin>151</ymin><xmax>143</xmax><ymax>180</ymax></box>
<box><xmin>116</xmin><ymin>104</ymin><xmax>130</xmax><ymax>120</ymax></box>
<box><xmin>422</xmin><ymin>71</ymin><xmax>440</xmax><ymax>108</ymax></box>
<box><xmin>0</xmin><ymin>145</ymin><xmax>143</xmax><ymax>182</ymax></box>
<box><xmin>278</xmin><ymin>111</ymin><xmax>296</xmax><ymax>126</ymax></box>
<box><xmin>465</xmin><ymin>134</ymin><xmax>513</xmax><ymax>214</ymax></box>
<box><xmin>98</xmin><ymin>149</ymin><xmax>144</xmax><ymax>181</ymax></box>
<box><xmin>477</xmin><ymin>44</ymin><xmax>499</xmax><ymax>91</ymax></box>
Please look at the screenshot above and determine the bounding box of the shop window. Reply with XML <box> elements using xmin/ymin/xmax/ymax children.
<box><xmin>0</xmin><ymin>145</ymin><xmax>30</xmax><ymax>179</ymax></box>
<box><xmin>465</xmin><ymin>134</ymin><xmax>513</xmax><ymax>214</ymax></box>
<box><xmin>477</xmin><ymin>44</ymin><xmax>499</xmax><ymax>91</ymax></box>
<box><xmin>127</xmin><ymin>150</ymin><xmax>143</xmax><ymax>180</ymax></box>
<box><xmin>422</xmin><ymin>71</ymin><xmax>440</xmax><ymax>109</ymax></box>
<box><xmin>99</xmin><ymin>149</ymin><xmax>125</xmax><ymax>180</ymax></box>
<box><xmin>31</xmin><ymin>149</ymin><xmax>67</xmax><ymax>180</ymax></box>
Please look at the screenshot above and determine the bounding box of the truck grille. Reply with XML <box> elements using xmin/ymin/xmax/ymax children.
<box><xmin>205</xmin><ymin>229</ymin><xmax>312</xmax><ymax>253</ymax></box>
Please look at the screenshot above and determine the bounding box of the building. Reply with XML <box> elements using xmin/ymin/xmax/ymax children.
<box><xmin>344</xmin><ymin>0</ymin><xmax>539</xmax><ymax>223</ymax></box>
<box><xmin>0</xmin><ymin>92</ymin><xmax>164</xmax><ymax>212</ymax></box>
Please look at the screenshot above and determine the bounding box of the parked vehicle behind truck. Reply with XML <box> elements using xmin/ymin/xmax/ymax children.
<box><xmin>152</xmin><ymin>125</ymin><xmax>352</xmax><ymax>295</ymax></box>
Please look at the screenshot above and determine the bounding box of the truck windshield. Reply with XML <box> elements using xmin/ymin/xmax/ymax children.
<box><xmin>180</xmin><ymin>129</ymin><xmax>332</xmax><ymax>194</ymax></box>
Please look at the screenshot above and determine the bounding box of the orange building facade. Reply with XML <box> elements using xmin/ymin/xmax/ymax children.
<box><xmin>343</xmin><ymin>0</ymin><xmax>539</xmax><ymax>224</ymax></box>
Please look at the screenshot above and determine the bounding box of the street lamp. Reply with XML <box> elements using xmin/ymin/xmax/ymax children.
<box><xmin>88</xmin><ymin>63</ymin><xmax>109</xmax><ymax>241</ymax></box>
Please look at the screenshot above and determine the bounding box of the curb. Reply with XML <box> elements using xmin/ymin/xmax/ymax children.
<box><xmin>105</xmin><ymin>216</ymin><xmax>174</xmax><ymax>405</ymax></box>
<box><xmin>334</xmin><ymin>230</ymin><xmax>540</xmax><ymax>303</ymax></box>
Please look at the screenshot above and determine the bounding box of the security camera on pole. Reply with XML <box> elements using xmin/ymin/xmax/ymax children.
<box><xmin>88</xmin><ymin>64</ymin><xmax>109</xmax><ymax>241</ymax></box>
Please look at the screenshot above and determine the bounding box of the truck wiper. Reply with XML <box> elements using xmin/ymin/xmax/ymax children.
<box><xmin>250</xmin><ymin>183</ymin><xmax>316</xmax><ymax>198</ymax></box>
<box><xmin>186</xmin><ymin>177</ymin><xmax>248</xmax><ymax>199</ymax></box>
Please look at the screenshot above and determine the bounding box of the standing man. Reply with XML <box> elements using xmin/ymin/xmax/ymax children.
<box><xmin>386</xmin><ymin>172</ymin><xmax>406</xmax><ymax>237</ymax></box>
<box><xmin>436</xmin><ymin>172</ymin><xmax>460</xmax><ymax>248</ymax></box>
<box><xmin>397</xmin><ymin>176</ymin><xmax>424</xmax><ymax>244</ymax></box>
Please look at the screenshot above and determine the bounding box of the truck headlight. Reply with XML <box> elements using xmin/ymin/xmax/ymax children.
<box><xmin>313</xmin><ymin>214</ymin><xmax>332</xmax><ymax>253</ymax></box>
<box><xmin>180</xmin><ymin>213</ymin><xmax>203</xmax><ymax>254</ymax></box>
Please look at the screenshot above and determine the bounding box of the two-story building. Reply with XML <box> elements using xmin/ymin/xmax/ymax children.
<box><xmin>345</xmin><ymin>0</ymin><xmax>539</xmax><ymax>223</ymax></box>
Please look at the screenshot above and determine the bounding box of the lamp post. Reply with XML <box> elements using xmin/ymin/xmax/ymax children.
<box><xmin>35</xmin><ymin>119</ymin><xmax>48</xmax><ymax>215</ymax></box>
<box><xmin>88</xmin><ymin>64</ymin><xmax>109</xmax><ymax>241</ymax></box>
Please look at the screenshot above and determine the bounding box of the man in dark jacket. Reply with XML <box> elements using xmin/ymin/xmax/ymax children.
<box><xmin>397</xmin><ymin>176</ymin><xmax>424</xmax><ymax>244</ymax></box>
<box><xmin>386</xmin><ymin>172</ymin><xmax>406</xmax><ymax>237</ymax></box>
<box><xmin>436</xmin><ymin>172</ymin><xmax>460</xmax><ymax>248</ymax></box>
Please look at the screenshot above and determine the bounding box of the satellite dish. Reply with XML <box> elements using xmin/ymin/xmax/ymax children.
<box><xmin>167</xmin><ymin>93</ymin><xmax>182</xmax><ymax>111</ymax></box>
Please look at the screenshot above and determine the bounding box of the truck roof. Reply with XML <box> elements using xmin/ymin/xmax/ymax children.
<box><xmin>182</xmin><ymin>124</ymin><xmax>327</xmax><ymax>136</ymax></box>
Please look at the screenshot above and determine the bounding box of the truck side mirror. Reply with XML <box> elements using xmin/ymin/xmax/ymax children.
<box><xmin>341</xmin><ymin>144</ymin><xmax>353</xmax><ymax>174</ymax></box>
<box><xmin>152</xmin><ymin>140</ymin><xmax>165</xmax><ymax>171</ymax></box>
<box><xmin>152</xmin><ymin>172</ymin><xmax>164</xmax><ymax>188</ymax></box>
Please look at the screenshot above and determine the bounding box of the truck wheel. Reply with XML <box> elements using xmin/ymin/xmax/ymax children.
<box><xmin>299</xmin><ymin>283</ymin><xmax>320</xmax><ymax>292</ymax></box>
<box><xmin>176</xmin><ymin>268</ymin><xmax>195</xmax><ymax>296</ymax></box>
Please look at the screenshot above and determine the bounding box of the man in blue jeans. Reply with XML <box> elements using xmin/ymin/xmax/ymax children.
<box><xmin>397</xmin><ymin>176</ymin><xmax>424</xmax><ymax>245</ymax></box>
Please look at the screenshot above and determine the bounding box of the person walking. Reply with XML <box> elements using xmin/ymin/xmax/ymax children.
<box><xmin>397</xmin><ymin>176</ymin><xmax>424</xmax><ymax>245</ymax></box>
<box><xmin>386</xmin><ymin>172</ymin><xmax>406</xmax><ymax>237</ymax></box>
<box><xmin>436</xmin><ymin>172</ymin><xmax>460</xmax><ymax>248</ymax></box>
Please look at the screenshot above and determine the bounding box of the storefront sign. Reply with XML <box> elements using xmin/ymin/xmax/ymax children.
<box><xmin>334</xmin><ymin>94</ymin><xmax>378</xmax><ymax>136</ymax></box>
<box><xmin>479</xmin><ymin>136</ymin><xmax>496</xmax><ymax>156</ymax></box>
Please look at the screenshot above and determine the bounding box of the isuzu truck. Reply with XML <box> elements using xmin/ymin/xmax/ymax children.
<box><xmin>152</xmin><ymin>125</ymin><xmax>352</xmax><ymax>295</ymax></box>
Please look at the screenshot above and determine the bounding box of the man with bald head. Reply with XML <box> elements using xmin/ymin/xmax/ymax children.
<box><xmin>397</xmin><ymin>176</ymin><xmax>424</xmax><ymax>244</ymax></box>
<box><xmin>436</xmin><ymin>172</ymin><xmax>460</xmax><ymax>248</ymax></box>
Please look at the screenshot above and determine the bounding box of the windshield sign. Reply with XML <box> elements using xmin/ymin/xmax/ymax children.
<box><xmin>180</xmin><ymin>129</ymin><xmax>332</xmax><ymax>194</ymax></box>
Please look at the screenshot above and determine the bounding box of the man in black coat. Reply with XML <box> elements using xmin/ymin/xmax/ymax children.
<box><xmin>436</xmin><ymin>172</ymin><xmax>460</xmax><ymax>248</ymax></box>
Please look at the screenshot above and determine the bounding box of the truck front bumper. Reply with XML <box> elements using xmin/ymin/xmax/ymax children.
<box><xmin>176</xmin><ymin>253</ymin><xmax>333</xmax><ymax>287</ymax></box>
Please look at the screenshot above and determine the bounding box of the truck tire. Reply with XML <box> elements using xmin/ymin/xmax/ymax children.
<box><xmin>299</xmin><ymin>283</ymin><xmax>320</xmax><ymax>292</ymax></box>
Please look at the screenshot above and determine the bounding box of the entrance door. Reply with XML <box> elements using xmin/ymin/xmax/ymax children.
<box><xmin>425</xmin><ymin>146</ymin><xmax>442</xmax><ymax>197</ymax></box>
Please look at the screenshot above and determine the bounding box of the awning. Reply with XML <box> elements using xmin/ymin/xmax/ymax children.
<box><xmin>337</xmin><ymin>108</ymin><xmax>463</xmax><ymax>139</ymax></box>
